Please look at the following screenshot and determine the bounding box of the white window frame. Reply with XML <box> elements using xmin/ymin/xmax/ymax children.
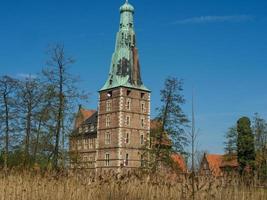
<box><xmin>90</xmin><ymin>124</ymin><xmax>94</xmax><ymax>132</ymax></box>
<box><xmin>89</xmin><ymin>139</ymin><xmax>94</xmax><ymax>149</ymax></box>
<box><xmin>77</xmin><ymin>140</ymin><xmax>82</xmax><ymax>150</ymax></box>
<box><xmin>84</xmin><ymin>139</ymin><xmax>88</xmax><ymax>150</ymax></box>
<box><xmin>106</xmin><ymin>115</ymin><xmax>111</xmax><ymax>127</ymax></box>
<box><xmin>106</xmin><ymin>100</ymin><xmax>112</xmax><ymax>112</ymax></box>
<box><xmin>105</xmin><ymin>153</ymin><xmax>110</xmax><ymax>166</ymax></box>
<box><xmin>105</xmin><ymin>132</ymin><xmax>111</xmax><ymax>145</ymax></box>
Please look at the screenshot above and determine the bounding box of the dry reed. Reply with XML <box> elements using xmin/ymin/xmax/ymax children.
<box><xmin>0</xmin><ymin>171</ymin><xmax>266</xmax><ymax>200</ymax></box>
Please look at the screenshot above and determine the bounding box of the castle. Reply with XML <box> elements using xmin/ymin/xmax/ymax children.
<box><xmin>69</xmin><ymin>1</ymin><xmax>151</xmax><ymax>173</ymax></box>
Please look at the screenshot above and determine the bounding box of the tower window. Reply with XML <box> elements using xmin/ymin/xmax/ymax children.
<box><xmin>125</xmin><ymin>153</ymin><xmax>129</xmax><ymax>166</ymax></box>
<box><xmin>126</xmin><ymin>116</ymin><xmax>131</xmax><ymax>126</ymax></box>
<box><xmin>106</xmin><ymin>115</ymin><xmax>111</xmax><ymax>127</ymax></box>
<box><xmin>89</xmin><ymin>139</ymin><xmax>94</xmax><ymax>149</ymax></box>
<box><xmin>106</xmin><ymin>100</ymin><xmax>112</xmax><ymax>112</ymax></box>
<box><xmin>90</xmin><ymin>124</ymin><xmax>95</xmax><ymax>132</ymax></box>
<box><xmin>127</xmin><ymin>90</ymin><xmax>131</xmax><ymax>96</ymax></box>
<box><xmin>126</xmin><ymin>98</ymin><xmax>131</xmax><ymax>110</ymax></box>
<box><xmin>125</xmin><ymin>132</ymin><xmax>130</xmax><ymax>144</ymax></box>
<box><xmin>141</xmin><ymin>154</ymin><xmax>145</xmax><ymax>167</ymax></box>
<box><xmin>140</xmin><ymin>134</ymin><xmax>144</xmax><ymax>145</ymax></box>
<box><xmin>141</xmin><ymin>102</ymin><xmax>146</xmax><ymax>113</ymax></box>
<box><xmin>105</xmin><ymin>153</ymin><xmax>110</xmax><ymax>166</ymax></box>
<box><xmin>79</xmin><ymin>127</ymin><xmax>83</xmax><ymax>134</ymax></box>
<box><xmin>105</xmin><ymin>132</ymin><xmax>111</xmax><ymax>145</ymax></box>
<box><xmin>107</xmin><ymin>91</ymin><xmax>112</xmax><ymax>98</ymax></box>
<box><xmin>141</xmin><ymin>93</ymin><xmax>145</xmax><ymax>99</ymax></box>
<box><xmin>141</xmin><ymin>118</ymin><xmax>145</xmax><ymax>128</ymax></box>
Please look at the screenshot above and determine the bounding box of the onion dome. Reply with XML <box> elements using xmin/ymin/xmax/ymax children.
<box><xmin>120</xmin><ymin>1</ymin><xmax>134</xmax><ymax>13</ymax></box>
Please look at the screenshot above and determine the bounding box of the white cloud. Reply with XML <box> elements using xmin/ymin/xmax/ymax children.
<box><xmin>173</xmin><ymin>15</ymin><xmax>254</xmax><ymax>25</ymax></box>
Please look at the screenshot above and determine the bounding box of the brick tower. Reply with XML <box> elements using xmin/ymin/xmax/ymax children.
<box><xmin>96</xmin><ymin>0</ymin><xmax>151</xmax><ymax>172</ymax></box>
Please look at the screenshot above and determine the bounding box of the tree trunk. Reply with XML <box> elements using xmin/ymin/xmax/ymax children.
<box><xmin>33</xmin><ymin>117</ymin><xmax>42</xmax><ymax>164</ymax></box>
<box><xmin>53</xmin><ymin>65</ymin><xmax>64</xmax><ymax>170</ymax></box>
<box><xmin>4</xmin><ymin>93</ymin><xmax>9</xmax><ymax>173</ymax></box>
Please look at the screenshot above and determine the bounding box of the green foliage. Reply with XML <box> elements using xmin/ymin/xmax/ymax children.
<box><xmin>224</xmin><ymin>126</ymin><xmax>237</xmax><ymax>155</ymax></box>
<box><xmin>252</xmin><ymin>113</ymin><xmax>267</xmax><ymax>180</ymax></box>
<box><xmin>156</xmin><ymin>77</ymin><xmax>189</xmax><ymax>153</ymax></box>
<box><xmin>148</xmin><ymin>77</ymin><xmax>189</xmax><ymax>173</ymax></box>
<box><xmin>237</xmin><ymin>117</ymin><xmax>256</xmax><ymax>173</ymax></box>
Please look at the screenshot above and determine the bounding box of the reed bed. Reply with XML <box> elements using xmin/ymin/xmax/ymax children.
<box><xmin>0</xmin><ymin>171</ymin><xmax>266</xmax><ymax>200</ymax></box>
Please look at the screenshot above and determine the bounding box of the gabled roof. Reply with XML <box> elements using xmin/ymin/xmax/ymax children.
<box><xmin>171</xmin><ymin>153</ymin><xmax>187</xmax><ymax>173</ymax></box>
<box><xmin>74</xmin><ymin>106</ymin><xmax>97</xmax><ymax>129</ymax></box>
<box><xmin>205</xmin><ymin>154</ymin><xmax>223</xmax><ymax>177</ymax></box>
<box><xmin>80</xmin><ymin>109</ymin><xmax>96</xmax><ymax>120</ymax></box>
<box><xmin>204</xmin><ymin>154</ymin><xmax>239</xmax><ymax>177</ymax></box>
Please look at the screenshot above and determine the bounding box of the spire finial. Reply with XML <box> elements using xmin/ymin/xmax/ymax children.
<box><xmin>126</xmin><ymin>0</ymin><xmax>129</xmax><ymax>4</ymax></box>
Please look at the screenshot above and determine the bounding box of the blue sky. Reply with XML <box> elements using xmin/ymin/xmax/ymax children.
<box><xmin>1</xmin><ymin>0</ymin><xmax>267</xmax><ymax>153</ymax></box>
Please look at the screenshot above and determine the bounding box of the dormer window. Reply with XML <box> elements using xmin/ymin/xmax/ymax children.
<box><xmin>90</xmin><ymin>124</ymin><xmax>94</xmax><ymax>132</ymax></box>
<box><xmin>85</xmin><ymin>125</ymin><xmax>89</xmax><ymax>133</ymax></box>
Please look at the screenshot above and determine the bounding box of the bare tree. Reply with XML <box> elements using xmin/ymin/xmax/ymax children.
<box><xmin>43</xmin><ymin>44</ymin><xmax>87</xmax><ymax>170</ymax></box>
<box><xmin>0</xmin><ymin>76</ymin><xmax>18</xmax><ymax>172</ymax></box>
<box><xmin>189</xmin><ymin>89</ymin><xmax>197</xmax><ymax>200</ymax></box>
<box><xmin>17</xmin><ymin>76</ymin><xmax>44</xmax><ymax>167</ymax></box>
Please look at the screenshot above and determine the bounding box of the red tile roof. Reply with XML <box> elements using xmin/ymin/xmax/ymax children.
<box><xmin>205</xmin><ymin>154</ymin><xmax>223</xmax><ymax>177</ymax></box>
<box><xmin>80</xmin><ymin>109</ymin><xmax>96</xmax><ymax>120</ymax></box>
<box><xmin>74</xmin><ymin>108</ymin><xmax>97</xmax><ymax>129</ymax></box>
<box><xmin>171</xmin><ymin>153</ymin><xmax>187</xmax><ymax>173</ymax></box>
<box><xmin>204</xmin><ymin>154</ymin><xmax>239</xmax><ymax>177</ymax></box>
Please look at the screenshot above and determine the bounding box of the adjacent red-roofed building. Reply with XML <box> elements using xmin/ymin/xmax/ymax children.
<box><xmin>199</xmin><ymin>153</ymin><xmax>239</xmax><ymax>177</ymax></box>
<box><xmin>74</xmin><ymin>105</ymin><xmax>97</xmax><ymax>129</ymax></box>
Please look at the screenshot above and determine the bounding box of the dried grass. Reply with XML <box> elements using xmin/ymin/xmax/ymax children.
<box><xmin>0</xmin><ymin>171</ymin><xmax>266</xmax><ymax>200</ymax></box>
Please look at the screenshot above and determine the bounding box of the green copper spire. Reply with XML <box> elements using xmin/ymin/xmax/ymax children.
<box><xmin>100</xmin><ymin>1</ymin><xmax>149</xmax><ymax>92</ymax></box>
